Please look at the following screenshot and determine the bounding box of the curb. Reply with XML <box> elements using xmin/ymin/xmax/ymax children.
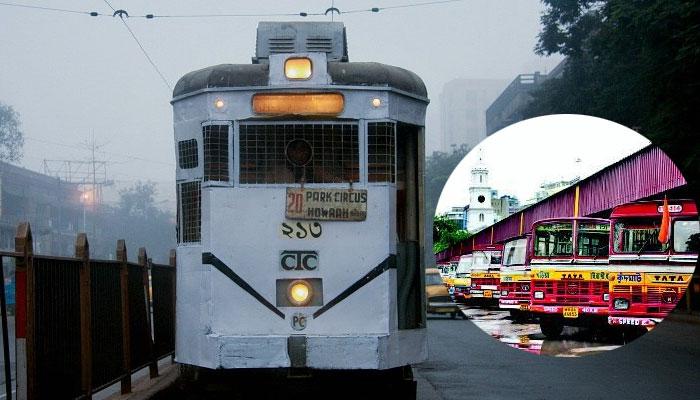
<box><xmin>104</xmin><ymin>363</ymin><xmax>180</xmax><ymax>400</ymax></box>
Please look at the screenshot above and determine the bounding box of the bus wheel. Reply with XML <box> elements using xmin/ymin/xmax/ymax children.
<box><xmin>540</xmin><ymin>317</ymin><xmax>564</xmax><ymax>339</ymax></box>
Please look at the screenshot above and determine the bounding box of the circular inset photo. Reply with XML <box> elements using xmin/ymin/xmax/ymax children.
<box><xmin>433</xmin><ymin>114</ymin><xmax>698</xmax><ymax>357</ymax></box>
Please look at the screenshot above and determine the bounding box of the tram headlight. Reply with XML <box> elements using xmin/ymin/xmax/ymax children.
<box><xmin>285</xmin><ymin>57</ymin><xmax>312</xmax><ymax>79</ymax></box>
<box><xmin>534</xmin><ymin>291</ymin><xmax>544</xmax><ymax>299</ymax></box>
<box><xmin>371</xmin><ymin>98</ymin><xmax>381</xmax><ymax>108</ymax></box>
<box><xmin>287</xmin><ymin>280</ymin><xmax>313</xmax><ymax>306</ymax></box>
<box><xmin>214</xmin><ymin>98</ymin><xmax>226</xmax><ymax>110</ymax></box>
<box><xmin>613</xmin><ymin>298</ymin><xmax>629</xmax><ymax>310</ymax></box>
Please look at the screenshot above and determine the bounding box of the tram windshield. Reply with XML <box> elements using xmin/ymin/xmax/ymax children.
<box><xmin>503</xmin><ymin>238</ymin><xmax>527</xmax><ymax>267</ymax></box>
<box><xmin>673</xmin><ymin>220</ymin><xmax>700</xmax><ymax>253</ymax></box>
<box><xmin>534</xmin><ymin>222</ymin><xmax>573</xmax><ymax>257</ymax></box>
<box><xmin>577</xmin><ymin>222</ymin><xmax>610</xmax><ymax>257</ymax></box>
<box><xmin>613</xmin><ymin>218</ymin><xmax>669</xmax><ymax>253</ymax></box>
<box><xmin>456</xmin><ymin>255</ymin><xmax>473</xmax><ymax>277</ymax></box>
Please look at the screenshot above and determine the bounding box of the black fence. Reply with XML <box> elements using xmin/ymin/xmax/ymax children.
<box><xmin>1</xmin><ymin>223</ymin><xmax>175</xmax><ymax>400</ymax></box>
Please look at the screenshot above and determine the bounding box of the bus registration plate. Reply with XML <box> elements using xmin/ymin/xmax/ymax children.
<box><xmin>519</xmin><ymin>304</ymin><xmax>529</xmax><ymax>311</ymax></box>
<box><xmin>563</xmin><ymin>307</ymin><xmax>579</xmax><ymax>318</ymax></box>
<box><xmin>484</xmin><ymin>290</ymin><xmax>492</xmax><ymax>298</ymax></box>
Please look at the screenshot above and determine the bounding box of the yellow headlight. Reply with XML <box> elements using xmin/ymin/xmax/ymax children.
<box><xmin>288</xmin><ymin>280</ymin><xmax>312</xmax><ymax>306</ymax></box>
<box><xmin>285</xmin><ymin>58</ymin><xmax>312</xmax><ymax>80</ymax></box>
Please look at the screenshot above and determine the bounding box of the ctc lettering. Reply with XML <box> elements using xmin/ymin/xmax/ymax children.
<box><xmin>281</xmin><ymin>250</ymin><xmax>318</xmax><ymax>271</ymax></box>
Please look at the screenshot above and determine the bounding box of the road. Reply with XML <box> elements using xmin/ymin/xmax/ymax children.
<box><xmin>414</xmin><ymin>310</ymin><xmax>700</xmax><ymax>400</ymax></box>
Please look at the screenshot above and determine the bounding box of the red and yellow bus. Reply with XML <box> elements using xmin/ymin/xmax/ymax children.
<box><xmin>468</xmin><ymin>244</ymin><xmax>503</xmax><ymax>306</ymax></box>
<box><xmin>529</xmin><ymin>217</ymin><xmax>611</xmax><ymax>338</ymax></box>
<box><xmin>499</xmin><ymin>234</ymin><xmax>532</xmax><ymax>318</ymax></box>
<box><xmin>608</xmin><ymin>199</ymin><xmax>699</xmax><ymax>330</ymax></box>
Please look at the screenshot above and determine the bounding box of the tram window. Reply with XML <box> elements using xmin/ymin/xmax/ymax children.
<box><xmin>367</xmin><ymin>122</ymin><xmax>395</xmax><ymax>183</ymax></box>
<box><xmin>178</xmin><ymin>139</ymin><xmax>198</xmax><ymax>169</ymax></box>
<box><xmin>613</xmin><ymin>218</ymin><xmax>668</xmax><ymax>253</ymax></box>
<box><xmin>179</xmin><ymin>181</ymin><xmax>201</xmax><ymax>243</ymax></box>
<box><xmin>534</xmin><ymin>223</ymin><xmax>573</xmax><ymax>256</ymax></box>
<box><xmin>239</xmin><ymin>123</ymin><xmax>359</xmax><ymax>184</ymax></box>
<box><xmin>673</xmin><ymin>220</ymin><xmax>700</xmax><ymax>253</ymax></box>
<box><xmin>503</xmin><ymin>238</ymin><xmax>527</xmax><ymax>266</ymax></box>
<box><xmin>577</xmin><ymin>222</ymin><xmax>610</xmax><ymax>256</ymax></box>
<box><xmin>203</xmin><ymin>125</ymin><xmax>229</xmax><ymax>182</ymax></box>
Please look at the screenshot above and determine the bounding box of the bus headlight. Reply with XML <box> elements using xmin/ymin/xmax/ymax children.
<box><xmin>501</xmin><ymin>290</ymin><xmax>508</xmax><ymax>296</ymax></box>
<box><xmin>614</xmin><ymin>298</ymin><xmax>629</xmax><ymax>310</ymax></box>
<box><xmin>603</xmin><ymin>293</ymin><xmax>610</xmax><ymax>302</ymax></box>
<box><xmin>285</xmin><ymin>57</ymin><xmax>312</xmax><ymax>79</ymax></box>
<box><xmin>288</xmin><ymin>280</ymin><xmax>312</xmax><ymax>306</ymax></box>
<box><xmin>534</xmin><ymin>291</ymin><xmax>544</xmax><ymax>299</ymax></box>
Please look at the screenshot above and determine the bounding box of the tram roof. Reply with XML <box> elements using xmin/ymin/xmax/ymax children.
<box><xmin>172</xmin><ymin>62</ymin><xmax>427</xmax><ymax>99</ymax></box>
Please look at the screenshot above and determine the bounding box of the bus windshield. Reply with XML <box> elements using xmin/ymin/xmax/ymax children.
<box><xmin>456</xmin><ymin>256</ymin><xmax>473</xmax><ymax>277</ymax></box>
<box><xmin>613</xmin><ymin>218</ymin><xmax>669</xmax><ymax>253</ymax></box>
<box><xmin>673</xmin><ymin>220</ymin><xmax>700</xmax><ymax>253</ymax></box>
<box><xmin>503</xmin><ymin>238</ymin><xmax>527</xmax><ymax>267</ymax></box>
<box><xmin>534</xmin><ymin>222</ymin><xmax>573</xmax><ymax>257</ymax></box>
<box><xmin>577</xmin><ymin>222</ymin><xmax>610</xmax><ymax>257</ymax></box>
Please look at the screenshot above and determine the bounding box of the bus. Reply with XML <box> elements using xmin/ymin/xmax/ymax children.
<box><xmin>529</xmin><ymin>218</ymin><xmax>610</xmax><ymax>338</ymax></box>
<box><xmin>608</xmin><ymin>199</ymin><xmax>699</xmax><ymax>332</ymax></box>
<box><xmin>468</xmin><ymin>244</ymin><xmax>503</xmax><ymax>306</ymax></box>
<box><xmin>499</xmin><ymin>234</ymin><xmax>531</xmax><ymax>319</ymax></box>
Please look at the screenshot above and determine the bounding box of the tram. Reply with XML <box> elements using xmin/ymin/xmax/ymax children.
<box><xmin>499</xmin><ymin>234</ymin><xmax>532</xmax><ymax>319</ymax></box>
<box><xmin>607</xmin><ymin>199</ymin><xmax>699</xmax><ymax>331</ymax></box>
<box><xmin>171</xmin><ymin>21</ymin><xmax>428</xmax><ymax>384</ymax></box>
<box><xmin>528</xmin><ymin>217</ymin><xmax>611</xmax><ymax>338</ymax></box>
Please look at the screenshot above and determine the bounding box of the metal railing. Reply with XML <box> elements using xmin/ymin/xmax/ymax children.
<box><xmin>0</xmin><ymin>222</ymin><xmax>176</xmax><ymax>400</ymax></box>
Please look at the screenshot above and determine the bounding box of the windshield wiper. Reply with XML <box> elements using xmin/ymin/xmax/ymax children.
<box><xmin>637</xmin><ymin>236</ymin><xmax>654</xmax><ymax>255</ymax></box>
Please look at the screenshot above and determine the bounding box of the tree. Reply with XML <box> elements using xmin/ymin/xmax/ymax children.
<box><xmin>524</xmin><ymin>0</ymin><xmax>700</xmax><ymax>187</ymax></box>
<box><xmin>432</xmin><ymin>214</ymin><xmax>470</xmax><ymax>253</ymax></box>
<box><xmin>425</xmin><ymin>144</ymin><xmax>471</xmax><ymax>216</ymax></box>
<box><xmin>0</xmin><ymin>102</ymin><xmax>24</xmax><ymax>162</ymax></box>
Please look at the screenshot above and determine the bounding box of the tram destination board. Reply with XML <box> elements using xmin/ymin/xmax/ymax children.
<box><xmin>286</xmin><ymin>188</ymin><xmax>367</xmax><ymax>221</ymax></box>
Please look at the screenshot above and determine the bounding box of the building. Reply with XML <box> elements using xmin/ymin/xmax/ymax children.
<box><xmin>485</xmin><ymin>60</ymin><xmax>567</xmax><ymax>135</ymax></box>
<box><xmin>0</xmin><ymin>161</ymin><xmax>83</xmax><ymax>255</ymax></box>
<box><xmin>439</xmin><ymin>79</ymin><xmax>507</xmax><ymax>153</ymax></box>
<box><xmin>464</xmin><ymin>154</ymin><xmax>496</xmax><ymax>233</ymax></box>
<box><xmin>443</xmin><ymin>206</ymin><xmax>466</xmax><ymax>230</ymax></box>
<box><xmin>491</xmin><ymin>194</ymin><xmax>520</xmax><ymax>221</ymax></box>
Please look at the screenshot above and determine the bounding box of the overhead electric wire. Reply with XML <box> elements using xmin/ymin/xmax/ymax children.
<box><xmin>115</xmin><ymin>15</ymin><xmax>173</xmax><ymax>91</ymax></box>
<box><xmin>343</xmin><ymin>0</ymin><xmax>465</xmax><ymax>14</ymax></box>
<box><xmin>0</xmin><ymin>1</ymin><xmax>102</xmax><ymax>16</ymax></box>
<box><xmin>101</xmin><ymin>0</ymin><xmax>116</xmax><ymax>12</ymax></box>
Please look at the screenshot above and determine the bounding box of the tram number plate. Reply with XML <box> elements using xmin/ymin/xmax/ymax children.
<box><xmin>519</xmin><ymin>304</ymin><xmax>530</xmax><ymax>311</ymax></box>
<box><xmin>563</xmin><ymin>307</ymin><xmax>579</xmax><ymax>318</ymax></box>
<box><xmin>483</xmin><ymin>290</ymin><xmax>492</xmax><ymax>298</ymax></box>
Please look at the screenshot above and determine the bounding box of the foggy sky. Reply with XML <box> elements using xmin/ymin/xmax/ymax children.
<box><xmin>0</xmin><ymin>0</ymin><xmax>562</xmax><ymax>210</ymax></box>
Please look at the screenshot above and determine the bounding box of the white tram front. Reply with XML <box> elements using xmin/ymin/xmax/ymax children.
<box><xmin>172</xmin><ymin>22</ymin><xmax>428</xmax><ymax>373</ymax></box>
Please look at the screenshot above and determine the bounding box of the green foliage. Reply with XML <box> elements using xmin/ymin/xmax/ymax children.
<box><xmin>433</xmin><ymin>214</ymin><xmax>470</xmax><ymax>253</ymax></box>
<box><xmin>526</xmin><ymin>0</ymin><xmax>700</xmax><ymax>187</ymax></box>
<box><xmin>0</xmin><ymin>101</ymin><xmax>24</xmax><ymax>162</ymax></box>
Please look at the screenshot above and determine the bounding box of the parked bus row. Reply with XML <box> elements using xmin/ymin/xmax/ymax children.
<box><xmin>436</xmin><ymin>199</ymin><xmax>699</xmax><ymax>339</ymax></box>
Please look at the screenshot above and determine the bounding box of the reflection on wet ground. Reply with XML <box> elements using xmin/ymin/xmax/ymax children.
<box><xmin>460</xmin><ymin>306</ymin><xmax>623</xmax><ymax>357</ymax></box>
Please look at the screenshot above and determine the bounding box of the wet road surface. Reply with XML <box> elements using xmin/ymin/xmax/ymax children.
<box><xmin>415</xmin><ymin>310</ymin><xmax>700</xmax><ymax>399</ymax></box>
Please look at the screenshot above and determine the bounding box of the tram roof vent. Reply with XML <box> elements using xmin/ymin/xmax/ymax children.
<box><xmin>253</xmin><ymin>22</ymin><xmax>349</xmax><ymax>63</ymax></box>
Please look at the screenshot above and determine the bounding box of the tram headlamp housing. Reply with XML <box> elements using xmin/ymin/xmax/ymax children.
<box><xmin>534</xmin><ymin>291</ymin><xmax>544</xmax><ymax>299</ymax></box>
<box><xmin>214</xmin><ymin>98</ymin><xmax>225</xmax><ymax>110</ymax></box>
<box><xmin>285</xmin><ymin>57</ymin><xmax>312</xmax><ymax>80</ymax></box>
<box><xmin>614</xmin><ymin>298</ymin><xmax>629</xmax><ymax>310</ymax></box>
<box><xmin>276</xmin><ymin>278</ymin><xmax>323</xmax><ymax>307</ymax></box>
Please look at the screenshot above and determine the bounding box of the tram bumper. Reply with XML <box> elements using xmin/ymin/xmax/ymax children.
<box><xmin>185</xmin><ymin>330</ymin><xmax>427</xmax><ymax>370</ymax></box>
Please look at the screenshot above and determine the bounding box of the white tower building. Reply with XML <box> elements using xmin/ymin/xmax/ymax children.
<box><xmin>465</xmin><ymin>151</ymin><xmax>496</xmax><ymax>233</ymax></box>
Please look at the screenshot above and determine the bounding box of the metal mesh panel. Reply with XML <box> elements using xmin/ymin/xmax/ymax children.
<box><xmin>239</xmin><ymin>123</ymin><xmax>359</xmax><ymax>184</ymax></box>
<box><xmin>179</xmin><ymin>181</ymin><xmax>201</xmax><ymax>243</ymax></box>
<box><xmin>34</xmin><ymin>257</ymin><xmax>82</xmax><ymax>399</ymax></box>
<box><xmin>151</xmin><ymin>264</ymin><xmax>174</xmax><ymax>358</ymax></box>
<box><xmin>367</xmin><ymin>122</ymin><xmax>395</xmax><ymax>183</ymax></box>
<box><xmin>177</xmin><ymin>139</ymin><xmax>198</xmax><ymax>169</ymax></box>
<box><xmin>127</xmin><ymin>263</ymin><xmax>150</xmax><ymax>370</ymax></box>
<box><xmin>203</xmin><ymin>125</ymin><xmax>229</xmax><ymax>181</ymax></box>
<box><xmin>90</xmin><ymin>260</ymin><xmax>124</xmax><ymax>390</ymax></box>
